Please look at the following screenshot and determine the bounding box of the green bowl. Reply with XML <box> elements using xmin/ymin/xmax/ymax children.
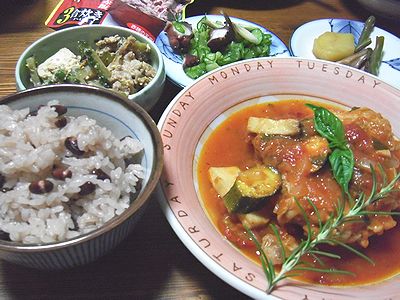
<box><xmin>15</xmin><ymin>25</ymin><xmax>166</xmax><ymax>111</ymax></box>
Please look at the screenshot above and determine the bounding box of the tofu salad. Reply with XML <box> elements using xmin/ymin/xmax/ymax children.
<box><xmin>26</xmin><ymin>34</ymin><xmax>156</xmax><ymax>96</ymax></box>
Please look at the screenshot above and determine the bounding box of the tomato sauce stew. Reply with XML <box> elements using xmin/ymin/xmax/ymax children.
<box><xmin>197</xmin><ymin>100</ymin><xmax>400</xmax><ymax>286</ymax></box>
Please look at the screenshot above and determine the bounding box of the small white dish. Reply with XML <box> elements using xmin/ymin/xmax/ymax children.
<box><xmin>290</xmin><ymin>18</ymin><xmax>400</xmax><ymax>90</ymax></box>
<box><xmin>156</xmin><ymin>15</ymin><xmax>291</xmax><ymax>88</ymax></box>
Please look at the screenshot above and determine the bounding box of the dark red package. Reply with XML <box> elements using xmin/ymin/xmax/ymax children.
<box><xmin>108</xmin><ymin>0</ymin><xmax>165</xmax><ymax>40</ymax></box>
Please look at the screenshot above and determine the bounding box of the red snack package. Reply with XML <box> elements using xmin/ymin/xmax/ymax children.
<box><xmin>45</xmin><ymin>0</ymin><xmax>111</xmax><ymax>29</ymax></box>
<box><xmin>46</xmin><ymin>0</ymin><xmax>192</xmax><ymax>41</ymax></box>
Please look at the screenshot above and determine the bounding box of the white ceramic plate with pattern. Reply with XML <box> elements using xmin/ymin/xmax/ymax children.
<box><xmin>156</xmin><ymin>15</ymin><xmax>291</xmax><ymax>88</ymax></box>
<box><xmin>290</xmin><ymin>18</ymin><xmax>400</xmax><ymax>90</ymax></box>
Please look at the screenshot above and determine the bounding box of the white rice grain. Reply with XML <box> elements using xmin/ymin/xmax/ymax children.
<box><xmin>0</xmin><ymin>101</ymin><xmax>145</xmax><ymax>244</ymax></box>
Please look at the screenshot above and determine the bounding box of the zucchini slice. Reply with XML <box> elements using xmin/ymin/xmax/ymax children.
<box><xmin>247</xmin><ymin>117</ymin><xmax>300</xmax><ymax>136</ymax></box>
<box><xmin>208</xmin><ymin>166</ymin><xmax>241</xmax><ymax>197</ymax></box>
<box><xmin>223</xmin><ymin>165</ymin><xmax>281</xmax><ymax>213</ymax></box>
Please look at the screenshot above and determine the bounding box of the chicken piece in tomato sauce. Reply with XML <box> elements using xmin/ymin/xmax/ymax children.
<box><xmin>251</xmin><ymin>107</ymin><xmax>400</xmax><ymax>251</ymax></box>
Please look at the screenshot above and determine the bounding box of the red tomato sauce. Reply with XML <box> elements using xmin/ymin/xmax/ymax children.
<box><xmin>197</xmin><ymin>100</ymin><xmax>400</xmax><ymax>286</ymax></box>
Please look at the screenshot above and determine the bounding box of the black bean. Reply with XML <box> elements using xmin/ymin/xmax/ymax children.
<box><xmin>1</xmin><ymin>187</ymin><xmax>12</xmax><ymax>193</ymax></box>
<box><xmin>29</xmin><ymin>180</ymin><xmax>54</xmax><ymax>194</ymax></box>
<box><xmin>52</xmin><ymin>167</ymin><xmax>72</xmax><ymax>180</ymax></box>
<box><xmin>65</xmin><ymin>137</ymin><xmax>85</xmax><ymax>156</ymax></box>
<box><xmin>0</xmin><ymin>173</ymin><xmax>5</xmax><ymax>189</ymax></box>
<box><xmin>55</xmin><ymin>117</ymin><xmax>67</xmax><ymax>128</ymax></box>
<box><xmin>51</xmin><ymin>105</ymin><xmax>67</xmax><ymax>116</ymax></box>
<box><xmin>92</xmin><ymin>169</ymin><xmax>110</xmax><ymax>181</ymax></box>
<box><xmin>79</xmin><ymin>181</ymin><xmax>95</xmax><ymax>196</ymax></box>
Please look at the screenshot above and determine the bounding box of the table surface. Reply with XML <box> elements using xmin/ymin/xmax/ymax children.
<box><xmin>0</xmin><ymin>1</ymin><xmax>399</xmax><ymax>299</ymax></box>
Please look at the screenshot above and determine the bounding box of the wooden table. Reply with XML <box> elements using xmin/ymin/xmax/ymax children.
<box><xmin>0</xmin><ymin>1</ymin><xmax>399</xmax><ymax>299</ymax></box>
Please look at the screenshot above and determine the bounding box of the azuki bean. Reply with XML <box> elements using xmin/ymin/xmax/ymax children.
<box><xmin>92</xmin><ymin>169</ymin><xmax>110</xmax><ymax>181</ymax></box>
<box><xmin>51</xmin><ymin>105</ymin><xmax>67</xmax><ymax>116</ymax></box>
<box><xmin>55</xmin><ymin>117</ymin><xmax>67</xmax><ymax>128</ymax></box>
<box><xmin>52</xmin><ymin>167</ymin><xmax>72</xmax><ymax>180</ymax></box>
<box><xmin>0</xmin><ymin>230</ymin><xmax>10</xmax><ymax>241</ymax></box>
<box><xmin>65</xmin><ymin>137</ymin><xmax>85</xmax><ymax>156</ymax></box>
<box><xmin>28</xmin><ymin>110</ymin><xmax>38</xmax><ymax>117</ymax></box>
<box><xmin>0</xmin><ymin>173</ymin><xmax>5</xmax><ymax>189</ymax></box>
<box><xmin>79</xmin><ymin>182</ymin><xmax>95</xmax><ymax>196</ymax></box>
<box><xmin>27</xmin><ymin>105</ymin><xmax>45</xmax><ymax>117</ymax></box>
<box><xmin>29</xmin><ymin>180</ymin><xmax>54</xmax><ymax>194</ymax></box>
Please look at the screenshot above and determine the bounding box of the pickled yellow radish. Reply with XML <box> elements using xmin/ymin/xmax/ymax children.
<box><xmin>312</xmin><ymin>32</ymin><xmax>355</xmax><ymax>61</ymax></box>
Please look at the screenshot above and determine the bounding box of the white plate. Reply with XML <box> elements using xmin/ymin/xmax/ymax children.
<box><xmin>156</xmin><ymin>15</ymin><xmax>291</xmax><ymax>88</ymax></box>
<box><xmin>290</xmin><ymin>18</ymin><xmax>400</xmax><ymax>90</ymax></box>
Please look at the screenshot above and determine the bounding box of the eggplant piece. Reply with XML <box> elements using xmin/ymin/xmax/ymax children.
<box><xmin>165</xmin><ymin>21</ymin><xmax>193</xmax><ymax>54</ymax></box>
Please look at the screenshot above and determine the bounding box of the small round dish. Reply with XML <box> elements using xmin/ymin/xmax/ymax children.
<box><xmin>15</xmin><ymin>25</ymin><xmax>166</xmax><ymax>112</ymax></box>
<box><xmin>0</xmin><ymin>84</ymin><xmax>163</xmax><ymax>269</ymax></box>
<box><xmin>157</xmin><ymin>57</ymin><xmax>400</xmax><ymax>299</ymax></box>
<box><xmin>155</xmin><ymin>15</ymin><xmax>291</xmax><ymax>88</ymax></box>
<box><xmin>289</xmin><ymin>18</ymin><xmax>400</xmax><ymax>90</ymax></box>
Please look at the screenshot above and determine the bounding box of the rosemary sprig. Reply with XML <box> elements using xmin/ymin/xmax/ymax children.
<box><xmin>248</xmin><ymin>167</ymin><xmax>400</xmax><ymax>293</ymax></box>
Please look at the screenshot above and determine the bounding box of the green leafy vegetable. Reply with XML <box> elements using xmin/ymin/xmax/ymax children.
<box><xmin>184</xmin><ymin>16</ymin><xmax>272</xmax><ymax>79</ymax></box>
<box><xmin>306</xmin><ymin>104</ymin><xmax>346</xmax><ymax>148</ymax></box>
<box><xmin>306</xmin><ymin>104</ymin><xmax>354</xmax><ymax>194</ymax></box>
<box><xmin>329</xmin><ymin>148</ymin><xmax>354</xmax><ymax>194</ymax></box>
<box><xmin>77</xmin><ymin>40</ymin><xmax>111</xmax><ymax>87</ymax></box>
<box><xmin>25</xmin><ymin>56</ymin><xmax>42</xmax><ymax>86</ymax></box>
<box><xmin>54</xmin><ymin>69</ymin><xmax>67</xmax><ymax>82</ymax></box>
<box><xmin>173</xmin><ymin>21</ymin><xmax>186</xmax><ymax>34</ymax></box>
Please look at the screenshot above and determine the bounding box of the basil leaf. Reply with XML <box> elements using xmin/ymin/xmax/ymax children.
<box><xmin>306</xmin><ymin>104</ymin><xmax>346</xmax><ymax>148</ymax></box>
<box><xmin>307</xmin><ymin>103</ymin><xmax>355</xmax><ymax>195</ymax></box>
<box><xmin>329</xmin><ymin>148</ymin><xmax>354</xmax><ymax>194</ymax></box>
